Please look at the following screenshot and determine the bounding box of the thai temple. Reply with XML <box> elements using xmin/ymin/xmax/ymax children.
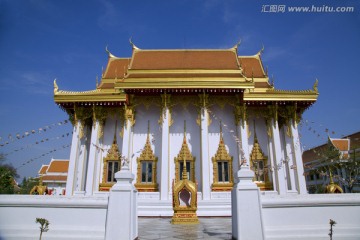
<box><xmin>54</xmin><ymin>41</ymin><xmax>318</xmax><ymax>215</ymax></box>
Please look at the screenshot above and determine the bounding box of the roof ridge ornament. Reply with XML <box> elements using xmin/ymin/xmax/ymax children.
<box><xmin>105</xmin><ymin>45</ymin><xmax>117</xmax><ymax>58</ymax></box>
<box><xmin>231</xmin><ymin>39</ymin><xmax>241</xmax><ymax>53</ymax></box>
<box><xmin>256</xmin><ymin>44</ymin><xmax>265</xmax><ymax>56</ymax></box>
<box><xmin>313</xmin><ymin>79</ymin><xmax>319</xmax><ymax>93</ymax></box>
<box><xmin>54</xmin><ymin>79</ymin><xmax>58</xmax><ymax>94</ymax></box>
<box><xmin>129</xmin><ymin>37</ymin><xmax>139</xmax><ymax>50</ymax></box>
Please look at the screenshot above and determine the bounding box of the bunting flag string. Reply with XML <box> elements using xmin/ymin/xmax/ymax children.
<box><xmin>0</xmin><ymin>120</ymin><xmax>69</xmax><ymax>146</ymax></box>
<box><xmin>15</xmin><ymin>144</ymin><xmax>71</xmax><ymax>170</ymax></box>
<box><xmin>3</xmin><ymin>132</ymin><xmax>72</xmax><ymax>157</ymax></box>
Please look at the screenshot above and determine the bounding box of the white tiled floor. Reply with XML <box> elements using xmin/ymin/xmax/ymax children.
<box><xmin>138</xmin><ymin>217</ymin><xmax>232</xmax><ymax>239</ymax></box>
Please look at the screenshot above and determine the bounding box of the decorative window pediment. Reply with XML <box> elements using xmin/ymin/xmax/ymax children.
<box><xmin>175</xmin><ymin>121</ymin><xmax>196</xmax><ymax>183</ymax></box>
<box><xmin>250</xmin><ymin>123</ymin><xmax>272</xmax><ymax>191</ymax></box>
<box><xmin>99</xmin><ymin>130</ymin><xmax>121</xmax><ymax>191</ymax></box>
<box><xmin>135</xmin><ymin>121</ymin><xmax>158</xmax><ymax>192</ymax></box>
<box><xmin>212</xmin><ymin>123</ymin><xmax>233</xmax><ymax>191</ymax></box>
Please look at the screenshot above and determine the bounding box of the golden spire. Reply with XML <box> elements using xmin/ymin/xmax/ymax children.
<box><xmin>183</xmin><ymin>120</ymin><xmax>187</xmax><ymax>143</ymax></box>
<box><xmin>219</xmin><ymin>120</ymin><xmax>224</xmax><ymax>143</ymax></box>
<box><xmin>313</xmin><ymin>79</ymin><xmax>319</xmax><ymax>92</ymax></box>
<box><xmin>112</xmin><ymin>121</ymin><xmax>118</xmax><ymax>145</ymax></box>
<box><xmin>182</xmin><ymin>155</ymin><xmax>188</xmax><ymax>180</ymax></box>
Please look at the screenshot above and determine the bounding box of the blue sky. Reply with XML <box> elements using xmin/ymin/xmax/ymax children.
<box><xmin>0</xmin><ymin>0</ymin><xmax>359</xmax><ymax>180</ymax></box>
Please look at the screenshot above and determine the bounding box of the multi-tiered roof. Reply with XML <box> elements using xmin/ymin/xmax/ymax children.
<box><xmin>54</xmin><ymin>42</ymin><xmax>318</xmax><ymax>109</ymax></box>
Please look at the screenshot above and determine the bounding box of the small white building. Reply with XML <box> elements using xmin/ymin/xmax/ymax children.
<box><xmin>38</xmin><ymin>159</ymin><xmax>69</xmax><ymax>195</ymax></box>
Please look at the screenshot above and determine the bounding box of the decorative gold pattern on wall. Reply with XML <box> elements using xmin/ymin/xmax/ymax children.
<box><xmin>211</xmin><ymin>124</ymin><xmax>234</xmax><ymax>191</ymax></box>
<box><xmin>234</xmin><ymin>103</ymin><xmax>247</xmax><ymax>127</ymax></box>
<box><xmin>135</xmin><ymin>121</ymin><xmax>158</xmax><ymax>192</ymax></box>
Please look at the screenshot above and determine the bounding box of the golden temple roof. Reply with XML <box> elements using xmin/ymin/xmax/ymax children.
<box><xmin>54</xmin><ymin>43</ymin><xmax>319</xmax><ymax>107</ymax></box>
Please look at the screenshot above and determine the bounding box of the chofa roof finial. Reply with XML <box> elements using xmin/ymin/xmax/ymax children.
<box><xmin>105</xmin><ymin>45</ymin><xmax>116</xmax><ymax>58</ymax></box>
<box><xmin>129</xmin><ymin>37</ymin><xmax>139</xmax><ymax>50</ymax></box>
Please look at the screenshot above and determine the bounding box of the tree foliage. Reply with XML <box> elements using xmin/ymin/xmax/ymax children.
<box><xmin>0</xmin><ymin>154</ymin><xmax>19</xmax><ymax>194</ymax></box>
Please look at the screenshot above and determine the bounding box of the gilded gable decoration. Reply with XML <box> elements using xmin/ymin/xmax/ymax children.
<box><xmin>135</xmin><ymin>121</ymin><xmax>158</xmax><ymax>192</ymax></box>
<box><xmin>211</xmin><ymin>122</ymin><xmax>234</xmax><ymax>191</ymax></box>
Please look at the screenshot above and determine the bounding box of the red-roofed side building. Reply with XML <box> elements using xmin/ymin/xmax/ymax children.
<box><xmin>37</xmin><ymin>159</ymin><xmax>69</xmax><ymax>195</ymax></box>
<box><xmin>303</xmin><ymin>132</ymin><xmax>360</xmax><ymax>193</ymax></box>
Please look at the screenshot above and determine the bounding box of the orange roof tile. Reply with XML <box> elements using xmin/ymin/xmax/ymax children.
<box><xmin>103</xmin><ymin>58</ymin><xmax>131</xmax><ymax>79</ymax></box>
<box><xmin>42</xmin><ymin>175</ymin><xmax>67</xmax><ymax>182</ymax></box>
<box><xmin>47</xmin><ymin>160</ymin><xmax>69</xmax><ymax>173</ymax></box>
<box><xmin>238</xmin><ymin>57</ymin><xmax>266</xmax><ymax>78</ymax></box>
<box><xmin>38</xmin><ymin>165</ymin><xmax>49</xmax><ymax>175</ymax></box>
<box><xmin>330</xmin><ymin>139</ymin><xmax>349</xmax><ymax>151</ymax></box>
<box><xmin>130</xmin><ymin>50</ymin><xmax>240</xmax><ymax>70</ymax></box>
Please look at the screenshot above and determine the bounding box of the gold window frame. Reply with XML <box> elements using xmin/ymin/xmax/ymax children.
<box><xmin>99</xmin><ymin>132</ymin><xmax>121</xmax><ymax>192</ymax></box>
<box><xmin>134</xmin><ymin>126</ymin><xmax>158</xmax><ymax>192</ymax></box>
<box><xmin>211</xmin><ymin>126</ymin><xmax>233</xmax><ymax>191</ymax></box>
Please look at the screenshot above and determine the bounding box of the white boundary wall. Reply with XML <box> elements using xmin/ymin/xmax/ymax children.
<box><xmin>1</xmin><ymin>194</ymin><xmax>360</xmax><ymax>239</ymax></box>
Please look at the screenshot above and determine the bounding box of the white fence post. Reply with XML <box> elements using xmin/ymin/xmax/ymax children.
<box><xmin>105</xmin><ymin>165</ymin><xmax>138</xmax><ymax>240</ymax></box>
<box><xmin>232</xmin><ymin>168</ymin><xmax>265</xmax><ymax>240</ymax></box>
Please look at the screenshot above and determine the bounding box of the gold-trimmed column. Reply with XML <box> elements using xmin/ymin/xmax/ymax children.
<box><xmin>234</xmin><ymin>103</ymin><xmax>250</xmax><ymax>170</ymax></box>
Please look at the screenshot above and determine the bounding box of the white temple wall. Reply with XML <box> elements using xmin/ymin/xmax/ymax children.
<box><xmin>131</xmin><ymin>105</ymin><xmax>161</xmax><ymax>184</ymax></box>
<box><xmin>1</xmin><ymin>194</ymin><xmax>360</xmax><ymax>239</ymax></box>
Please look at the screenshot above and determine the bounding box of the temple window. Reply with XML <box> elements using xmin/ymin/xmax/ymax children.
<box><xmin>217</xmin><ymin>161</ymin><xmax>229</xmax><ymax>182</ymax></box>
<box><xmin>107</xmin><ymin>161</ymin><xmax>120</xmax><ymax>182</ymax></box>
<box><xmin>141</xmin><ymin>161</ymin><xmax>153</xmax><ymax>183</ymax></box>
<box><xmin>211</xmin><ymin>123</ymin><xmax>233</xmax><ymax>191</ymax></box>
<box><xmin>135</xmin><ymin>121</ymin><xmax>158</xmax><ymax>192</ymax></box>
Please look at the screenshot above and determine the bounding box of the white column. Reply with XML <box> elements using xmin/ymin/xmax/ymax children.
<box><xmin>105</xmin><ymin>165</ymin><xmax>138</xmax><ymax>240</ymax></box>
<box><xmin>290</xmin><ymin>122</ymin><xmax>307</xmax><ymax>194</ymax></box>
<box><xmin>160</xmin><ymin>107</ymin><xmax>170</xmax><ymax>200</ymax></box>
<box><xmin>238</xmin><ymin>119</ymin><xmax>250</xmax><ymax>167</ymax></box>
<box><xmin>65</xmin><ymin>122</ymin><xmax>80</xmax><ymax>196</ymax></box>
<box><xmin>74</xmin><ymin>126</ymin><xmax>89</xmax><ymax>195</ymax></box>
<box><xmin>270</xmin><ymin>119</ymin><xmax>287</xmax><ymax>195</ymax></box>
<box><xmin>85</xmin><ymin>121</ymin><xmax>100</xmax><ymax>196</ymax></box>
<box><xmin>284</xmin><ymin>126</ymin><xmax>297</xmax><ymax>192</ymax></box>
<box><xmin>200</xmin><ymin>107</ymin><xmax>211</xmax><ymax>200</ymax></box>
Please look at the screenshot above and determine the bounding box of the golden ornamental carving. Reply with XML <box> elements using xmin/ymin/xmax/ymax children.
<box><xmin>74</xmin><ymin>106</ymin><xmax>92</xmax><ymax>139</ymax></box>
<box><xmin>211</xmin><ymin>124</ymin><xmax>234</xmax><ymax>191</ymax></box>
<box><xmin>124</xmin><ymin>105</ymin><xmax>135</xmax><ymax>127</ymax></box>
<box><xmin>234</xmin><ymin>103</ymin><xmax>247</xmax><ymax>127</ymax></box>
<box><xmin>209</xmin><ymin>96</ymin><xmax>236</xmax><ymax>109</ymax></box>
<box><xmin>159</xmin><ymin>93</ymin><xmax>174</xmax><ymax>127</ymax></box>
<box><xmin>99</xmin><ymin>129</ymin><xmax>121</xmax><ymax>191</ymax></box>
<box><xmin>265</xmin><ymin>119</ymin><xmax>272</xmax><ymax>138</ymax></box>
<box><xmin>135</xmin><ymin>121</ymin><xmax>158</xmax><ymax>192</ymax></box>
<box><xmin>133</xmin><ymin>95</ymin><xmax>162</xmax><ymax>110</ymax></box>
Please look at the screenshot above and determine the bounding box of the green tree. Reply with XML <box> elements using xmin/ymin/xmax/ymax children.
<box><xmin>0</xmin><ymin>154</ymin><xmax>19</xmax><ymax>194</ymax></box>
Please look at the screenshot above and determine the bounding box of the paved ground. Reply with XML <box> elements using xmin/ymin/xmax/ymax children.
<box><xmin>138</xmin><ymin>217</ymin><xmax>232</xmax><ymax>240</ymax></box>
